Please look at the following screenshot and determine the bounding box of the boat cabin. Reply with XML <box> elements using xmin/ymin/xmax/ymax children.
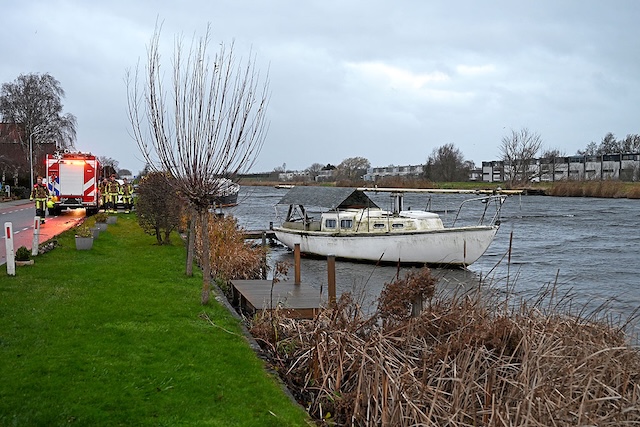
<box><xmin>277</xmin><ymin>186</ymin><xmax>445</xmax><ymax>234</ymax></box>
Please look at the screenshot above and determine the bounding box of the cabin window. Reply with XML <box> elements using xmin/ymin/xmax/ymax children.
<box><xmin>340</xmin><ymin>219</ymin><xmax>353</xmax><ymax>228</ymax></box>
<box><xmin>325</xmin><ymin>219</ymin><xmax>336</xmax><ymax>229</ymax></box>
<box><xmin>392</xmin><ymin>223</ymin><xmax>404</xmax><ymax>229</ymax></box>
<box><xmin>373</xmin><ymin>223</ymin><xmax>386</xmax><ymax>229</ymax></box>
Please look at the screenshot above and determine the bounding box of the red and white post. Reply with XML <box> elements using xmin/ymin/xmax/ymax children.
<box><xmin>4</xmin><ymin>222</ymin><xmax>15</xmax><ymax>276</ymax></box>
<box><xmin>32</xmin><ymin>216</ymin><xmax>40</xmax><ymax>257</ymax></box>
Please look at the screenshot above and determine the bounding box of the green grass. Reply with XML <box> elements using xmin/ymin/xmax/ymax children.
<box><xmin>0</xmin><ymin>215</ymin><xmax>310</xmax><ymax>426</ymax></box>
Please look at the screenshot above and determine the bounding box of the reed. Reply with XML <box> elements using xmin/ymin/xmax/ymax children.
<box><xmin>547</xmin><ymin>180</ymin><xmax>629</xmax><ymax>198</ymax></box>
<box><xmin>250</xmin><ymin>269</ymin><xmax>640</xmax><ymax>426</ymax></box>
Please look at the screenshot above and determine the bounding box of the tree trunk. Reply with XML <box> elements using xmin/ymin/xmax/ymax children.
<box><xmin>185</xmin><ymin>209</ymin><xmax>195</xmax><ymax>277</ymax></box>
<box><xmin>200</xmin><ymin>209</ymin><xmax>211</xmax><ymax>305</ymax></box>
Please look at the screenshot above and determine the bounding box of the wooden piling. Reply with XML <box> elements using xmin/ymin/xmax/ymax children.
<box><xmin>328</xmin><ymin>254</ymin><xmax>336</xmax><ymax>305</ymax></box>
<box><xmin>294</xmin><ymin>243</ymin><xmax>301</xmax><ymax>285</ymax></box>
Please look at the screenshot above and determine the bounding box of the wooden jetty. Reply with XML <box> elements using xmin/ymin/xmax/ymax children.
<box><xmin>230</xmin><ymin>244</ymin><xmax>336</xmax><ymax>319</ymax></box>
<box><xmin>231</xmin><ymin>279</ymin><xmax>323</xmax><ymax>319</ymax></box>
<box><xmin>242</xmin><ymin>229</ymin><xmax>276</xmax><ymax>240</ymax></box>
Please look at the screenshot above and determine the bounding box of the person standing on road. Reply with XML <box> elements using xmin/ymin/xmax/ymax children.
<box><xmin>106</xmin><ymin>175</ymin><xmax>120</xmax><ymax>213</ymax></box>
<box><xmin>120</xmin><ymin>178</ymin><xmax>134</xmax><ymax>213</ymax></box>
<box><xmin>30</xmin><ymin>176</ymin><xmax>50</xmax><ymax>223</ymax></box>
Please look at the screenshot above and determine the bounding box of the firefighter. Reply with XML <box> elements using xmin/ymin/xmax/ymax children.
<box><xmin>30</xmin><ymin>176</ymin><xmax>50</xmax><ymax>223</ymax></box>
<box><xmin>119</xmin><ymin>178</ymin><xmax>134</xmax><ymax>213</ymax></box>
<box><xmin>99</xmin><ymin>177</ymin><xmax>108</xmax><ymax>211</ymax></box>
<box><xmin>106</xmin><ymin>175</ymin><xmax>121</xmax><ymax>213</ymax></box>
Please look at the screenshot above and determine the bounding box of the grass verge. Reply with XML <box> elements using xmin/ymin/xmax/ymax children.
<box><xmin>0</xmin><ymin>214</ymin><xmax>310</xmax><ymax>426</ymax></box>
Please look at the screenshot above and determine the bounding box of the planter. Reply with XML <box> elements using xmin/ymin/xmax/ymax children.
<box><xmin>16</xmin><ymin>260</ymin><xmax>34</xmax><ymax>266</ymax></box>
<box><xmin>90</xmin><ymin>227</ymin><xmax>100</xmax><ymax>239</ymax></box>
<box><xmin>106</xmin><ymin>216</ymin><xmax>117</xmax><ymax>224</ymax></box>
<box><xmin>75</xmin><ymin>236</ymin><xmax>94</xmax><ymax>250</ymax></box>
<box><xmin>95</xmin><ymin>222</ymin><xmax>107</xmax><ymax>232</ymax></box>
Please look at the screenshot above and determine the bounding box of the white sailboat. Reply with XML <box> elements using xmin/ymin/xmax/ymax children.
<box><xmin>272</xmin><ymin>186</ymin><xmax>508</xmax><ymax>267</ymax></box>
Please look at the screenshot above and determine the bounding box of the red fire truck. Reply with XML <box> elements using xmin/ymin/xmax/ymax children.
<box><xmin>45</xmin><ymin>152</ymin><xmax>102</xmax><ymax>215</ymax></box>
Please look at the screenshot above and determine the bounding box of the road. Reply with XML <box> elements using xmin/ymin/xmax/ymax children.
<box><xmin>1</xmin><ymin>200</ymin><xmax>85</xmax><ymax>265</ymax></box>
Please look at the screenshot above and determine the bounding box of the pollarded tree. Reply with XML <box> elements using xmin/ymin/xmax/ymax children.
<box><xmin>500</xmin><ymin>128</ymin><xmax>543</xmax><ymax>186</ymax></box>
<box><xmin>0</xmin><ymin>73</ymin><xmax>77</xmax><ymax>158</ymax></box>
<box><xmin>424</xmin><ymin>143</ymin><xmax>471</xmax><ymax>182</ymax></box>
<box><xmin>127</xmin><ymin>23</ymin><xmax>269</xmax><ymax>305</ymax></box>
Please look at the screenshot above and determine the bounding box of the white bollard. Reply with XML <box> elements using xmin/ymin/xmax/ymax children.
<box><xmin>32</xmin><ymin>216</ymin><xmax>40</xmax><ymax>257</ymax></box>
<box><xmin>5</xmin><ymin>222</ymin><xmax>15</xmax><ymax>276</ymax></box>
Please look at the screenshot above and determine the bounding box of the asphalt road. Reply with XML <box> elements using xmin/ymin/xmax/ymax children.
<box><xmin>1</xmin><ymin>199</ymin><xmax>85</xmax><ymax>265</ymax></box>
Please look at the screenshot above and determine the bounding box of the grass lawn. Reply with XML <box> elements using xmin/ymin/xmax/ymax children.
<box><xmin>0</xmin><ymin>214</ymin><xmax>310</xmax><ymax>426</ymax></box>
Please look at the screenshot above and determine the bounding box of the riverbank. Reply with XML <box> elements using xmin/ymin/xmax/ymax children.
<box><xmin>0</xmin><ymin>215</ymin><xmax>310</xmax><ymax>426</ymax></box>
<box><xmin>239</xmin><ymin>177</ymin><xmax>640</xmax><ymax>198</ymax></box>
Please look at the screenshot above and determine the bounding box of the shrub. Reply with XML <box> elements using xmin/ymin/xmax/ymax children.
<box><xmin>94</xmin><ymin>212</ymin><xmax>108</xmax><ymax>223</ymax></box>
<box><xmin>11</xmin><ymin>186</ymin><xmax>30</xmax><ymax>200</ymax></box>
<box><xmin>15</xmin><ymin>246</ymin><xmax>31</xmax><ymax>261</ymax></box>
<box><xmin>135</xmin><ymin>172</ymin><xmax>183</xmax><ymax>245</ymax></box>
<box><xmin>199</xmin><ymin>214</ymin><xmax>267</xmax><ymax>284</ymax></box>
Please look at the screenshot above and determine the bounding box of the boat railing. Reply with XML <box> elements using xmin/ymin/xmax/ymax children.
<box><xmin>451</xmin><ymin>195</ymin><xmax>508</xmax><ymax>227</ymax></box>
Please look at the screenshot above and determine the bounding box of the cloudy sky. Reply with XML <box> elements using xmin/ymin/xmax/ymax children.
<box><xmin>2</xmin><ymin>1</ymin><xmax>639</xmax><ymax>175</ymax></box>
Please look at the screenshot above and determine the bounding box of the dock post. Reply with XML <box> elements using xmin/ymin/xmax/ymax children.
<box><xmin>327</xmin><ymin>254</ymin><xmax>336</xmax><ymax>305</ymax></box>
<box><xmin>294</xmin><ymin>243</ymin><xmax>301</xmax><ymax>285</ymax></box>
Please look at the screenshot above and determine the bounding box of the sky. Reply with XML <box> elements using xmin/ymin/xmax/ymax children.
<box><xmin>2</xmin><ymin>1</ymin><xmax>639</xmax><ymax>175</ymax></box>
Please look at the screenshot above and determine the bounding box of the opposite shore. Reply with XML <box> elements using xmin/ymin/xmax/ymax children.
<box><xmin>239</xmin><ymin>177</ymin><xmax>640</xmax><ymax>199</ymax></box>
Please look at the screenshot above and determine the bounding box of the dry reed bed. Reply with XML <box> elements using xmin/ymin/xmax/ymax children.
<box><xmin>547</xmin><ymin>180</ymin><xmax>640</xmax><ymax>198</ymax></box>
<box><xmin>250</xmin><ymin>271</ymin><xmax>640</xmax><ymax>426</ymax></box>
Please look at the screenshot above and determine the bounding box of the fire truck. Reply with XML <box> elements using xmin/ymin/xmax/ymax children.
<box><xmin>45</xmin><ymin>152</ymin><xmax>102</xmax><ymax>215</ymax></box>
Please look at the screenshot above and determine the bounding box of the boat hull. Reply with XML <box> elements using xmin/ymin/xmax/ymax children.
<box><xmin>212</xmin><ymin>191</ymin><xmax>238</xmax><ymax>207</ymax></box>
<box><xmin>273</xmin><ymin>226</ymin><xmax>499</xmax><ymax>266</ymax></box>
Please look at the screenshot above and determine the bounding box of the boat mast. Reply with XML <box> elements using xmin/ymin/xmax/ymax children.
<box><xmin>391</xmin><ymin>192</ymin><xmax>403</xmax><ymax>215</ymax></box>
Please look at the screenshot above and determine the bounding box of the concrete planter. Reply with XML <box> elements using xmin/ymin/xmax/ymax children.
<box><xmin>106</xmin><ymin>216</ymin><xmax>117</xmax><ymax>224</ymax></box>
<box><xmin>16</xmin><ymin>260</ymin><xmax>34</xmax><ymax>266</ymax></box>
<box><xmin>95</xmin><ymin>222</ymin><xmax>107</xmax><ymax>231</ymax></box>
<box><xmin>90</xmin><ymin>227</ymin><xmax>100</xmax><ymax>239</ymax></box>
<box><xmin>75</xmin><ymin>236</ymin><xmax>93</xmax><ymax>250</ymax></box>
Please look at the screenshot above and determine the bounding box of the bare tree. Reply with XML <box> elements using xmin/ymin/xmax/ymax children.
<box><xmin>127</xmin><ymin>23</ymin><xmax>269</xmax><ymax>305</ymax></box>
<box><xmin>306</xmin><ymin>162</ymin><xmax>324</xmax><ymax>180</ymax></box>
<box><xmin>0</xmin><ymin>73</ymin><xmax>77</xmax><ymax>157</ymax></box>
<box><xmin>424</xmin><ymin>143</ymin><xmax>471</xmax><ymax>182</ymax></box>
<box><xmin>98</xmin><ymin>156</ymin><xmax>119</xmax><ymax>177</ymax></box>
<box><xmin>336</xmin><ymin>157</ymin><xmax>370</xmax><ymax>181</ymax></box>
<box><xmin>500</xmin><ymin>128</ymin><xmax>543</xmax><ymax>186</ymax></box>
<box><xmin>540</xmin><ymin>147</ymin><xmax>566</xmax><ymax>159</ymax></box>
<box><xmin>620</xmin><ymin>134</ymin><xmax>640</xmax><ymax>153</ymax></box>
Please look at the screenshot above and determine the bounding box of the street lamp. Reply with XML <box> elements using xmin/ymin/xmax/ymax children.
<box><xmin>29</xmin><ymin>131</ymin><xmax>34</xmax><ymax>189</ymax></box>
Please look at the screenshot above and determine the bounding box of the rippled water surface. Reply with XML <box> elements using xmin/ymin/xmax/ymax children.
<box><xmin>225</xmin><ymin>186</ymin><xmax>640</xmax><ymax>333</ymax></box>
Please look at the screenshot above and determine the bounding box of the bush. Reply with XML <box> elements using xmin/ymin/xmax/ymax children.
<box><xmin>199</xmin><ymin>214</ymin><xmax>267</xmax><ymax>284</ymax></box>
<box><xmin>15</xmin><ymin>246</ymin><xmax>31</xmax><ymax>261</ymax></box>
<box><xmin>94</xmin><ymin>212</ymin><xmax>108</xmax><ymax>223</ymax></box>
<box><xmin>10</xmin><ymin>186</ymin><xmax>30</xmax><ymax>199</ymax></box>
<box><xmin>135</xmin><ymin>172</ymin><xmax>182</xmax><ymax>245</ymax></box>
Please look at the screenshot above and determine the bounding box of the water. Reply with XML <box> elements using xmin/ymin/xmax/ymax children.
<box><xmin>225</xmin><ymin>186</ymin><xmax>640</xmax><ymax>333</ymax></box>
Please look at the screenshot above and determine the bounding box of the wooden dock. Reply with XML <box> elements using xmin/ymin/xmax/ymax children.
<box><xmin>242</xmin><ymin>230</ymin><xmax>276</xmax><ymax>240</ymax></box>
<box><xmin>231</xmin><ymin>245</ymin><xmax>337</xmax><ymax>319</ymax></box>
<box><xmin>231</xmin><ymin>279</ymin><xmax>324</xmax><ymax>319</ymax></box>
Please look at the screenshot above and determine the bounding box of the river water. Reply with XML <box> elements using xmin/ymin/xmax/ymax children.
<box><xmin>224</xmin><ymin>186</ymin><xmax>640</xmax><ymax>335</ymax></box>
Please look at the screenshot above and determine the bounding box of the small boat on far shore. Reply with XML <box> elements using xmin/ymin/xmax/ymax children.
<box><xmin>210</xmin><ymin>178</ymin><xmax>240</xmax><ymax>207</ymax></box>
<box><xmin>272</xmin><ymin>186</ymin><xmax>508</xmax><ymax>267</ymax></box>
